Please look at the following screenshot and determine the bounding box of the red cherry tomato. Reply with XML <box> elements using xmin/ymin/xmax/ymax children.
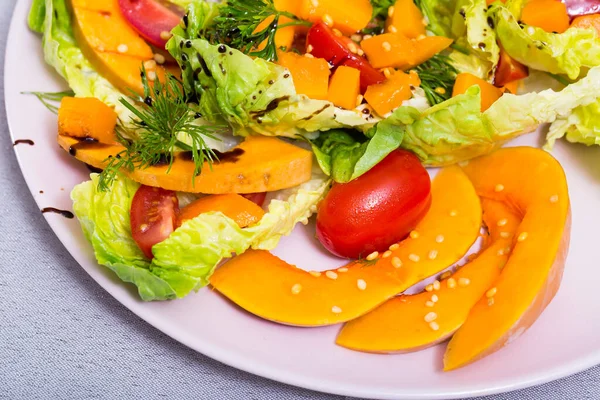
<box><xmin>241</xmin><ymin>192</ymin><xmax>267</xmax><ymax>207</ymax></box>
<box><xmin>494</xmin><ymin>49</ymin><xmax>528</xmax><ymax>87</ymax></box>
<box><xmin>307</xmin><ymin>22</ymin><xmax>385</xmax><ymax>92</ymax></box>
<box><xmin>316</xmin><ymin>150</ymin><xmax>431</xmax><ymax>259</ymax></box>
<box><xmin>130</xmin><ymin>185</ymin><xmax>179</xmax><ymax>259</ymax></box>
<box><xmin>118</xmin><ymin>0</ymin><xmax>182</xmax><ymax>48</ymax></box>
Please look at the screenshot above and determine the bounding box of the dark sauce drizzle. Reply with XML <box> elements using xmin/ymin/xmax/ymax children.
<box><xmin>13</xmin><ymin>139</ymin><xmax>34</xmax><ymax>146</ymax></box>
<box><xmin>42</xmin><ymin>207</ymin><xmax>74</xmax><ymax>219</ymax></box>
<box><xmin>179</xmin><ymin>148</ymin><xmax>245</xmax><ymax>164</ymax></box>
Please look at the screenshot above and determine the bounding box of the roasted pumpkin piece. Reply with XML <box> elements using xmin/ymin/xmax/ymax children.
<box><xmin>386</xmin><ymin>0</ymin><xmax>426</xmax><ymax>39</ymax></box>
<box><xmin>327</xmin><ymin>66</ymin><xmax>361</xmax><ymax>110</ymax></box>
<box><xmin>274</xmin><ymin>0</ymin><xmax>301</xmax><ymax>14</ymax></box>
<box><xmin>91</xmin><ymin>52</ymin><xmax>167</xmax><ymax>95</ymax></box>
<box><xmin>57</xmin><ymin>135</ymin><xmax>314</xmax><ymax>194</ymax></box>
<box><xmin>209</xmin><ymin>166</ymin><xmax>482</xmax><ymax>326</ymax></box>
<box><xmin>364</xmin><ymin>70</ymin><xmax>420</xmax><ymax>116</ymax></box>
<box><xmin>336</xmin><ymin>199</ymin><xmax>520</xmax><ymax>353</ymax></box>
<box><xmin>444</xmin><ymin>147</ymin><xmax>571</xmax><ymax>370</ymax></box>
<box><xmin>255</xmin><ymin>15</ymin><xmax>298</xmax><ymax>52</ymax></box>
<box><xmin>70</xmin><ymin>0</ymin><xmax>116</xmax><ymax>12</ymax></box>
<box><xmin>452</xmin><ymin>73</ymin><xmax>503</xmax><ymax>112</ymax></box>
<box><xmin>58</xmin><ymin>97</ymin><xmax>118</xmax><ymax>144</ymax></box>
<box><xmin>361</xmin><ymin>34</ymin><xmax>452</xmax><ymax>70</ymax></box>
<box><xmin>297</xmin><ymin>0</ymin><xmax>373</xmax><ymax>34</ymax></box>
<box><xmin>177</xmin><ymin>194</ymin><xmax>265</xmax><ymax>228</ymax></box>
<box><xmin>277</xmin><ymin>52</ymin><xmax>331</xmax><ymax>100</ymax></box>
<box><xmin>521</xmin><ymin>0</ymin><xmax>569</xmax><ymax>34</ymax></box>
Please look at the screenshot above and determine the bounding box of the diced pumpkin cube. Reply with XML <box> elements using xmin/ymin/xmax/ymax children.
<box><xmin>386</xmin><ymin>0</ymin><xmax>426</xmax><ymax>39</ymax></box>
<box><xmin>255</xmin><ymin>15</ymin><xmax>298</xmax><ymax>52</ymax></box>
<box><xmin>452</xmin><ymin>73</ymin><xmax>502</xmax><ymax>112</ymax></box>
<box><xmin>58</xmin><ymin>97</ymin><xmax>118</xmax><ymax>144</ymax></box>
<box><xmin>501</xmin><ymin>80</ymin><xmax>521</xmax><ymax>95</ymax></box>
<box><xmin>361</xmin><ymin>33</ymin><xmax>452</xmax><ymax>70</ymax></box>
<box><xmin>571</xmin><ymin>15</ymin><xmax>600</xmax><ymax>36</ymax></box>
<box><xmin>364</xmin><ymin>71</ymin><xmax>420</xmax><ymax>116</ymax></box>
<box><xmin>521</xmin><ymin>0</ymin><xmax>569</xmax><ymax>34</ymax></box>
<box><xmin>328</xmin><ymin>66</ymin><xmax>361</xmax><ymax>110</ymax></box>
<box><xmin>298</xmin><ymin>0</ymin><xmax>373</xmax><ymax>34</ymax></box>
<box><xmin>277</xmin><ymin>52</ymin><xmax>331</xmax><ymax>100</ymax></box>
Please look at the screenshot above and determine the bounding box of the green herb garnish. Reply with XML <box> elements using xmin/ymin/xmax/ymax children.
<box><xmin>23</xmin><ymin>90</ymin><xmax>75</xmax><ymax>114</ymax></box>
<box><xmin>98</xmin><ymin>69</ymin><xmax>229</xmax><ymax>191</ymax></box>
<box><xmin>203</xmin><ymin>0</ymin><xmax>310</xmax><ymax>62</ymax></box>
<box><xmin>414</xmin><ymin>54</ymin><xmax>458</xmax><ymax>106</ymax></box>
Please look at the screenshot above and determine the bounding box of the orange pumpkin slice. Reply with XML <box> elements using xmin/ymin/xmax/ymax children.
<box><xmin>57</xmin><ymin>135</ymin><xmax>313</xmax><ymax>194</ymax></box>
<box><xmin>444</xmin><ymin>147</ymin><xmax>571</xmax><ymax>370</ymax></box>
<box><xmin>209</xmin><ymin>166</ymin><xmax>482</xmax><ymax>326</ymax></box>
<box><xmin>336</xmin><ymin>199</ymin><xmax>520</xmax><ymax>353</ymax></box>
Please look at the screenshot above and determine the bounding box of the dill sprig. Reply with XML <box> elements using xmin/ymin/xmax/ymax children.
<box><xmin>98</xmin><ymin>68</ymin><xmax>229</xmax><ymax>191</ymax></box>
<box><xmin>361</xmin><ymin>0</ymin><xmax>394</xmax><ymax>35</ymax></box>
<box><xmin>413</xmin><ymin>54</ymin><xmax>458</xmax><ymax>106</ymax></box>
<box><xmin>23</xmin><ymin>90</ymin><xmax>75</xmax><ymax>114</ymax></box>
<box><xmin>204</xmin><ymin>0</ymin><xmax>310</xmax><ymax>61</ymax></box>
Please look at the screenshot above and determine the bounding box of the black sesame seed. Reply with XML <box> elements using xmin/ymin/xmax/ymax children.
<box><xmin>181</xmin><ymin>53</ymin><xmax>188</xmax><ymax>62</ymax></box>
<box><xmin>283</xmin><ymin>73</ymin><xmax>290</xmax><ymax>78</ymax></box>
<box><xmin>268</xmin><ymin>80</ymin><xmax>275</xmax><ymax>85</ymax></box>
<box><xmin>487</xmin><ymin>16</ymin><xmax>495</xmax><ymax>29</ymax></box>
<box><xmin>194</xmin><ymin>112</ymin><xmax>202</xmax><ymax>119</ymax></box>
<box><xmin>229</xmin><ymin>51</ymin><xmax>233</xmax><ymax>55</ymax></box>
<box><xmin>181</xmin><ymin>64</ymin><xmax>187</xmax><ymax>71</ymax></box>
<box><xmin>183</xmin><ymin>14</ymin><xmax>188</xmax><ymax>27</ymax></box>
<box><xmin>218</xmin><ymin>45</ymin><xmax>227</xmax><ymax>53</ymax></box>
<box><xmin>144</xmin><ymin>96</ymin><xmax>153</xmax><ymax>106</ymax></box>
<box><xmin>185</xmin><ymin>40</ymin><xmax>192</xmax><ymax>48</ymax></box>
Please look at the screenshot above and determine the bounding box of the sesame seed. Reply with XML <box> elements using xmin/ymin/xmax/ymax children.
<box><xmin>117</xmin><ymin>44</ymin><xmax>128</xmax><ymax>53</ymax></box>
<box><xmin>527</xmin><ymin>26</ymin><xmax>535</xmax><ymax>35</ymax></box>
<box><xmin>154</xmin><ymin>53</ymin><xmax>166</xmax><ymax>64</ymax></box>
<box><xmin>351</xmin><ymin>34</ymin><xmax>362</xmax><ymax>42</ymax></box>
<box><xmin>497</xmin><ymin>218</ymin><xmax>508</xmax><ymax>227</ymax></box>
<box><xmin>434</xmin><ymin>87</ymin><xmax>446</xmax><ymax>95</ymax></box>
<box><xmin>291</xmin><ymin>284</ymin><xmax>302</xmax><ymax>295</ymax></box>
<box><xmin>147</xmin><ymin>71</ymin><xmax>157</xmax><ymax>81</ymax></box>
<box><xmin>382</xmin><ymin>42</ymin><xmax>392</xmax><ymax>52</ymax></box>
<box><xmin>433</xmin><ymin>280</ymin><xmax>440</xmax><ymax>291</ymax></box>
<box><xmin>357</xmin><ymin>48</ymin><xmax>365</xmax><ymax>56</ymax></box>
<box><xmin>410</xmin><ymin>230</ymin><xmax>420</xmax><ymax>239</ymax></box>
<box><xmin>332</xmin><ymin>305</ymin><xmax>342</xmax><ymax>314</ymax></box>
<box><xmin>497</xmin><ymin>249</ymin><xmax>505</xmax><ymax>256</ymax></box>
<box><xmin>388</xmin><ymin>5</ymin><xmax>395</xmax><ymax>17</ymax></box>
<box><xmin>436</xmin><ymin>235</ymin><xmax>445</xmax><ymax>243</ymax></box>
<box><xmin>488</xmin><ymin>298</ymin><xmax>495</xmax><ymax>306</ymax></box>
<box><xmin>486</xmin><ymin>287</ymin><xmax>497</xmax><ymax>298</ymax></box>
<box><xmin>306</xmin><ymin>44</ymin><xmax>314</xmax><ymax>53</ymax></box>
<box><xmin>304</xmin><ymin>53</ymin><xmax>315</xmax><ymax>58</ymax></box>
<box><xmin>425</xmin><ymin>284</ymin><xmax>434</xmax><ymax>292</ymax></box>
<box><xmin>458</xmin><ymin>277</ymin><xmax>470</xmax><ymax>287</ymax></box>
<box><xmin>325</xmin><ymin>271</ymin><xmax>338</xmax><ymax>280</ymax></box>
<box><xmin>550</xmin><ymin>195</ymin><xmax>559</xmax><ymax>203</ymax></box>
<box><xmin>309</xmin><ymin>271</ymin><xmax>321</xmax><ymax>277</ymax></box>
<box><xmin>518</xmin><ymin>232</ymin><xmax>528</xmax><ymax>242</ymax></box>
<box><xmin>356</xmin><ymin>94</ymin><xmax>364</xmax><ymax>106</ymax></box>
<box><xmin>428</xmin><ymin>250</ymin><xmax>438</xmax><ymax>260</ymax></box>
<box><xmin>363</xmin><ymin>34</ymin><xmax>373</xmax><ymax>40</ymax></box>
<box><xmin>382</xmin><ymin>250</ymin><xmax>392</xmax><ymax>258</ymax></box>
<box><xmin>323</xmin><ymin>14</ymin><xmax>334</xmax><ymax>26</ymax></box>
<box><xmin>450</xmin><ymin>210</ymin><xmax>458</xmax><ymax>217</ymax></box>
<box><xmin>429</xmin><ymin>321</ymin><xmax>440</xmax><ymax>331</ymax></box>
<box><xmin>332</xmin><ymin>28</ymin><xmax>343</xmax><ymax>37</ymax></box>
<box><xmin>143</xmin><ymin>60</ymin><xmax>157</xmax><ymax>70</ymax></box>
<box><xmin>382</xmin><ymin>68</ymin><xmax>392</xmax><ymax>78</ymax></box>
<box><xmin>495</xmin><ymin>184</ymin><xmax>505</xmax><ymax>192</ymax></box>
<box><xmin>389</xmin><ymin>243</ymin><xmax>400</xmax><ymax>251</ymax></box>
<box><xmin>431</xmin><ymin>294</ymin><xmax>439</xmax><ymax>303</ymax></box>
<box><xmin>391</xmin><ymin>257</ymin><xmax>402</xmax><ymax>268</ymax></box>
<box><xmin>357</xmin><ymin>279</ymin><xmax>367</xmax><ymax>290</ymax></box>
<box><xmin>160</xmin><ymin>31</ymin><xmax>172</xmax><ymax>40</ymax></box>
<box><xmin>388</xmin><ymin>25</ymin><xmax>398</xmax><ymax>33</ymax></box>
<box><xmin>424</xmin><ymin>312</ymin><xmax>437</xmax><ymax>322</ymax></box>
<box><xmin>139</xmin><ymin>224</ymin><xmax>148</xmax><ymax>232</ymax></box>
<box><xmin>311</xmin><ymin>0</ymin><xmax>319</xmax><ymax>6</ymax></box>
<box><xmin>347</xmin><ymin>42</ymin><xmax>359</xmax><ymax>54</ymax></box>
<box><xmin>440</xmin><ymin>271</ymin><xmax>452</xmax><ymax>280</ymax></box>
<box><xmin>408</xmin><ymin>254</ymin><xmax>420</xmax><ymax>262</ymax></box>
<box><xmin>500</xmin><ymin>232</ymin><xmax>510</xmax><ymax>238</ymax></box>
<box><xmin>425</xmin><ymin>301</ymin><xmax>435</xmax><ymax>307</ymax></box>
<box><xmin>338</xmin><ymin>267</ymin><xmax>348</xmax><ymax>273</ymax></box>
<box><xmin>366</xmin><ymin>251</ymin><xmax>379</xmax><ymax>261</ymax></box>
<box><xmin>447</xmin><ymin>278</ymin><xmax>457</xmax><ymax>289</ymax></box>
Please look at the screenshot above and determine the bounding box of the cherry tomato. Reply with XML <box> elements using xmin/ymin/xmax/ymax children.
<box><xmin>316</xmin><ymin>150</ymin><xmax>431</xmax><ymax>259</ymax></box>
<box><xmin>118</xmin><ymin>0</ymin><xmax>182</xmax><ymax>49</ymax></box>
<box><xmin>494</xmin><ymin>48</ymin><xmax>528</xmax><ymax>87</ymax></box>
<box><xmin>307</xmin><ymin>22</ymin><xmax>385</xmax><ymax>92</ymax></box>
<box><xmin>241</xmin><ymin>192</ymin><xmax>267</xmax><ymax>207</ymax></box>
<box><xmin>130</xmin><ymin>185</ymin><xmax>179</xmax><ymax>259</ymax></box>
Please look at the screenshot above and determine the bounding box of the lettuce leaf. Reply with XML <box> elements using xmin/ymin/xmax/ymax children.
<box><xmin>546</xmin><ymin>99</ymin><xmax>600</xmax><ymax>148</ymax></box>
<box><xmin>492</xmin><ymin>4</ymin><xmax>600</xmax><ymax>80</ymax></box>
<box><xmin>71</xmin><ymin>171</ymin><xmax>330</xmax><ymax>301</ymax></box>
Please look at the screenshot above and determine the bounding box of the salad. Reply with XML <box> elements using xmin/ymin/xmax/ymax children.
<box><xmin>27</xmin><ymin>0</ymin><xmax>595</xmax><ymax>369</ymax></box>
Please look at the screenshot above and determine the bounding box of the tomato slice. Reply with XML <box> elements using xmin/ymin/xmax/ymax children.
<box><xmin>495</xmin><ymin>49</ymin><xmax>529</xmax><ymax>87</ymax></box>
<box><xmin>118</xmin><ymin>0</ymin><xmax>183</xmax><ymax>49</ymax></box>
<box><xmin>307</xmin><ymin>22</ymin><xmax>385</xmax><ymax>92</ymax></box>
<box><xmin>130</xmin><ymin>185</ymin><xmax>179</xmax><ymax>259</ymax></box>
<box><xmin>241</xmin><ymin>192</ymin><xmax>267</xmax><ymax>207</ymax></box>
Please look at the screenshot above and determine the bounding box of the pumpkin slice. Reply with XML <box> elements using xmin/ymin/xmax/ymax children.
<box><xmin>209</xmin><ymin>166</ymin><xmax>482</xmax><ymax>326</ymax></box>
<box><xmin>57</xmin><ymin>135</ymin><xmax>313</xmax><ymax>194</ymax></box>
<box><xmin>176</xmin><ymin>194</ymin><xmax>265</xmax><ymax>228</ymax></box>
<box><xmin>58</xmin><ymin>97</ymin><xmax>118</xmax><ymax>144</ymax></box>
<box><xmin>444</xmin><ymin>147</ymin><xmax>571</xmax><ymax>370</ymax></box>
<box><xmin>336</xmin><ymin>199</ymin><xmax>520</xmax><ymax>353</ymax></box>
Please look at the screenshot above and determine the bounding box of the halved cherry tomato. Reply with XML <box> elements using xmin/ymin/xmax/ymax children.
<box><xmin>242</xmin><ymin>192</ymin><xmax>267</xmax><ymax>207</ymax></box>
<box><xmin>130</xmin><ymin>185</ymin><xmax>179</xmax><ymax>259</ymax></box>
<box><xmin>316</xmin><ymin>149</ymin><xmax>431</xmax><ymax>259</ymax></box>
<box><xmin>307</xmin><ymin>22</ymin><xmax>385</xmax><ymax>92</ymax></box>
<box><xmin>494</xmin><ymin>48</ymin><xmax>528</xmax><ymax>87</ymax></box>
<box><xmin>118</xmin><ymin>0</ymin><xmax>183</xmax><ymax>49</ymax></box>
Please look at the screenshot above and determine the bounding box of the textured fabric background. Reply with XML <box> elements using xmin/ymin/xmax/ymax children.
<box><xmin>2</xmin><ymin>1</ymin><xmax>600</xmax><ymax>399</ymax></box>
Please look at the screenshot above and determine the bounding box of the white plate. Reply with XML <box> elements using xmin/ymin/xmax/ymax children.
<box><xmin>6</xmin><ymin>1</ymin><xmax>600</xmax><ymax>398</ymax></box>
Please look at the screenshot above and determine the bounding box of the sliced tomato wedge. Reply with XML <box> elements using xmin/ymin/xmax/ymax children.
<box><xmin>130</xmin><ymin>185</ymin><xmax>179</xmax><ymax>259</ymax></box>
<box><xmin>241</xmin><ymin>192</ymin><xmax>267</xmax><ymax>207</ymax></box>
<box><xmin>307</xmin><ymin>22</ymin><xmax>386</xmax><ymax>92</ymax></box>
<box><xmin>118</xmin><ymin>0</ymin><xmax>183</xmax><ymax>49</ymax></box>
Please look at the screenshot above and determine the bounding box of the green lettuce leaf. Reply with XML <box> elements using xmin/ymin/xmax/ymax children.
<box><xmin>492</xmin><ymin>4</ymin><xmax>600</xmax><ymax>80</ymax></box>
<box><xmin>71</xmin><ymin>170</ymin><xmax>330</xmax><ymax>301</ymax></box>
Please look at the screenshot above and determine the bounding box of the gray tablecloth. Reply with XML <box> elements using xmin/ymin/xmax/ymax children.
<box><xmin>2</xmin><ymin>1</ymin><xmax>600</xmax><ymax>399</ymax></box>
